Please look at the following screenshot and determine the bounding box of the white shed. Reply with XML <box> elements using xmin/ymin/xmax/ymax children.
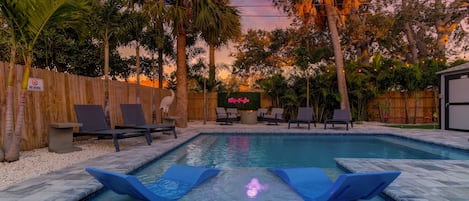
<box><xmin>437</xmin><ymin>62</ymin><xmax>469</xmax><ymax>131</ymax></box>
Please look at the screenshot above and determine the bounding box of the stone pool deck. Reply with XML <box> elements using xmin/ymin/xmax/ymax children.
<box><xmin>1</xmin><ymin>121</ymin><xmax>469</xmax><ymax>201</ymax></box>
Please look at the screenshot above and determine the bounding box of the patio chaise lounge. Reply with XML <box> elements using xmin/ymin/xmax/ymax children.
<box><xmin>257</xmin><ymin>108</ymin><xmax>268</xmax><ymax>121</ymax></box>
<box><xmin>73</xmin><ymin>104</ymin><xmax>151</xmax><ymax>152</ymax></box>
<box><xmin>324</xmin><ymin>109</ymin><xmax>353</xmax><ymax>130</ymax></box>
<box><xmin>215</xmin><ymin>107</ymin><xmax>237</xmax><ymax>125</ymax></box>
<box><xmin>288</xmin><ymin>107</ymin><xmax>316</xmax><ymax>130</ymax></box>
<box><xmin>263</xmin><ymin>108</ymin><xmax>284</xmax><ymax>125</ymax></box>
<box><xmin>118</xmin><ymin>104</ymin><xmax>177</xmax><ymax>139</ymax></box>
<box><xmin>226</xmin><ymin>108</ymin><xmax>241</xmax><ymax>121</ymax></box>
<box><xmin>269</xmin><ymin>167</ymin><xmax>400</xmax><ymax>201</ymax></box>
<box><xmin>85</xmin><ymin>164</ymin><xmax>221</xmax><ymax>201</ymax></box>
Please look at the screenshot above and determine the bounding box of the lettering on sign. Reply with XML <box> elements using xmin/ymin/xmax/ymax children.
<box><xmin>27</xmin><ymin>78</ymin><xmax>44</xmax><ymax>91</ymax></box>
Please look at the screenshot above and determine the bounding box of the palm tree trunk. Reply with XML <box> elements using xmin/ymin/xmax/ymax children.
<box><xmin>136</xmin><ymin>43</ymin><xmax>141</xmax><ymax>103</ymax></box>
<box><xmin>1</xmin><ymin>46</ymin><xmax>17</xmax><ymax>161</ymax></box>
<box><xmin>5</xmin><ymin>52</ymin><xmax>32</xmax><ymax>162</ymax></box>
<box><xmin>324</xmin><ymin>3</ymin><xmax>350</xmax><ymax>110</ymax></box>
<box><xmin>158</xmin><ymin>49</ymin><xmax>164</xmax><ymax>88</ymax></box>
<box><xmin>151</xmin><ymin>54</ymin><xmax>157</xmax><ymax>124</ymax></box>
<box><xmin>175</xmin><ymin>30</ymin><xmax>188</xmax><ymax>128</ymax></box>
<box><xmin>104</xmin><ymin>33</ymin><xmax>110</xmax><ymax>127</ymax></box>
<box><xmin>157</xmin><ymin>18</ymin><xmax>164</xmax><ymax>89</ymax></box>
<box><xmin>208</xmin><ymin>44</ymin><xmax>216</xmax><ymax>91</ymax></box>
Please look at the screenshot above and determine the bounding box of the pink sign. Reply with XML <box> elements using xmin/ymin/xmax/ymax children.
<box><xmin>228</xmin><ymin>97</ymin><xmax>250</xmax><ymax>104</ymax></box>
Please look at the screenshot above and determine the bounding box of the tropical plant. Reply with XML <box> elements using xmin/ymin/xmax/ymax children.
<box><xmin>143</xmin><ymin>0</ymin><xmax>175</xmax><ymax>89</ymax></box>
<box><xmin>0</xmin><ymin>0</ymin><xmax>90</xmax><ymax>162</ymax></box>
<box><xmin>196</xmin><ymin>0</ymin><xmax>241</xmax><ymax>91</ymax></box>
<box><xmin>120</xmin><ymin>8</ymin><xmax>149</xmax><ymax>102</ymax></box>
<box><xmin>257</xmin><ymin>74</ymin><xmax>289</xmax><ymax>107</ymax></box>
<box><xmin>273</xmin><ymin>0</ymin><xmax>363</xmax><ymax>111</ymax></box>
<box><xmin>88</xmin><ymin>0</ymin><xmax>125</xmax><ymax>124</ymax></box>
<box><xmin>165</xmin><ymin>0</ymin><xmax>229</xmax><ymax>127</ymax></box>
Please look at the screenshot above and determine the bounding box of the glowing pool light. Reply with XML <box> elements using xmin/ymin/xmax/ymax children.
<box><xmin>245</xmin><ymin>178</ymin><xmax>268</xmax><ymax>198</ymax></box>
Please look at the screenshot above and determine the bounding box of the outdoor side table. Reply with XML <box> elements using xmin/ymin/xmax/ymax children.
<box><xmin>240</xmin><ymin>110</ymin><xmax>257</xmax><ymax>124</ymax></box>
<box><xmin>48</xmin><ymin>122</ymin><xmax>83</xmax><ymax>153</ymax></box>
<box><xmin>163</xmin><ymin>116</ymin><xmax>179</xmax><ymax>134</ymax></box>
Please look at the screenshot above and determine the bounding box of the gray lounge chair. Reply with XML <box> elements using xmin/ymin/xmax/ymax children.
<box><xmin>257</xmin><ymin>108</ymin><xmax>268</xmax><ymax>121</ymax></box>
<box><xmin>216</xmin><ymin>107</ymin><xmax>237</xmax><ymax>125</ymax></box>
<box><xmin>288</xmin><ymin>107</ymin><xmax>316</xmax><ymax>130</ymax></box>
<box><xmin>73</xmin><ymin>104</ymin><xmax>151</xmax><ymax>152</ymax></box>
<box><xmin>226</xmin><ymin>108</ymin><xmax>241</xmax><ymax>121</ymax></box>
<box><xmin>263</xmin><ymin>108</ymin><xmax>284</xmax><ymax>125</ymax></box>
<box><xmin>118</xmin><ymin>104</ymin><xmax>177</xmax><ymax>139</ymax></box>
<box><xmin>324</xmin><ymin>109</ymin><xmax>353</xmax><ymax>130</ymax></box>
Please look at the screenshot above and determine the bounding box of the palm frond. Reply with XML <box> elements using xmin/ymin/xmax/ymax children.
<box><xmin>22</xmin><ymin>0</ymin><xmax>91</xmax><ymax>50</ymax></box>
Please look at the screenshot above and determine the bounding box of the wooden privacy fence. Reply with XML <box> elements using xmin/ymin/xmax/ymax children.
<box><xmin>0</xmin><ymin>62</ymin><xmax>171</xmax><ymax>150</ymax></box>
<box><xmin>1</xmin><ymin>62</ymin><xmax>439</xmax><ymax>150</ymax></box>
<box><xmin>367</xmin><ymin>91</ymin><xmax>439</xmax><ymax>124</ymax></box>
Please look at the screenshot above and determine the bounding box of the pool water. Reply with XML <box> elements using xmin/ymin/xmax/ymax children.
<box><xmin>88</xmin><ymin>134</ymin><xmax>469</xmax><ymax>201</ymax></box>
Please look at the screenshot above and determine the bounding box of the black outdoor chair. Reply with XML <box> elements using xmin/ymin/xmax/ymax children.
<box><xmin>288</xmin><ymin>107</ymin><xmax>316</xmax><ymax>130</ymax></box>
<box><xmin>73</xmin><ymin>104</ymin><xmax>151</xmax><ymax>152</ymax></box>
<box><xmin>324</xmin><ymin>109</ymin><xmax>353</xmax><ymax>130</ymax></box>
<box><xmin>118</xmin><ymin>104</ymin><xmax>177</xmax><ymax>139</ymax></box>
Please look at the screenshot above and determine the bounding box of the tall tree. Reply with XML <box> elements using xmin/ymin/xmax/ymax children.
<box><xmin>165</xmin><ymin>0</ymin><xmax>217</xmax><ymax>127</ymax></box>
<box><xmin>165</xmin><ymin>0</ymin><xmax>193</xmax><ymax>128</ymax></box>
<box><xmin>144</xmin><ymin>0</ymin><xmax>173</xmax><ymax>89</ymax></box>
<box><xmin>431</xmin><ymin>0</ymin><xmax>469</xmax><ymax>59</ymax></box>
<box><xmin>274</xmin><ymin>0</ymin><xmax>361</xmax><ymax>111</ymax></box>
<box><xmin>0</xmin><ymin>0</ymin><xmax>90</xmax><ymax>162</ymax></box>
<box><xmin>122</xmin><ymin>0</ymin><xmax>149</xmax><ymax>103</ymax></box>
<box><xmin>89</xmin><ymin>0</ymin><xmax>125</xmax><ymax>124</ymax></box>
<box><xmin>120</xmin><ymin>9</ymin><xmax>149</xmax><ymax>103</ymax></box>
<box><xmin>232</xmin><ymin>29</ymin><xmax>292</xmax><ymax>77</ymax></box>
<box><xmin>196</xmin><ymin>0</ymin><xmax>241</xmax><ymax>91</ymax></box>
<box><xmin>143</xmin><ymin>0</ymin><xmax>176</xmax><ymax>123</ymax></box>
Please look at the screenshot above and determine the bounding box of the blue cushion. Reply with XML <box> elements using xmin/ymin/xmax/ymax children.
<box><xmin>268</xmin><ymin>167</ymin><xmax>400</xmax><ymax>201</ymax></box>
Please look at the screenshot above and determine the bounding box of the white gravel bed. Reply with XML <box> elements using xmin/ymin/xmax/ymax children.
<box><xmin>0</xmin><ymin>140</ymin><xmax>115</xmax><ymax>189</ymax></box>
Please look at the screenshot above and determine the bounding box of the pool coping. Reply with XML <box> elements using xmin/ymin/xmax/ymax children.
<box><xmin>1</xmin><ymin>122</ymin><xmax>468</xmax><ymax>201</ymax></box>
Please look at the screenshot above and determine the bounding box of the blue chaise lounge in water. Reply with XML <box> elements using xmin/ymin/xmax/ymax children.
<box><xmin>268</xmin><ymin>167</ymin><xmax>400</xmax><ymax>201</ymax></box>
<box><xmin>85</xmin><ymin>164</ymin><xmax>221</xmax><ymax>201</ymax></box>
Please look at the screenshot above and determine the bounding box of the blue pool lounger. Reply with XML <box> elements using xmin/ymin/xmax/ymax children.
<box><xmin>268</xmin><ymin>167</ymin><xmax>400</xmax><ymax>201</ymax></box>
<box><xmin>85</xmin><ymin>165</ymin><xmax>221</xmax><ymax>201</ymax></box>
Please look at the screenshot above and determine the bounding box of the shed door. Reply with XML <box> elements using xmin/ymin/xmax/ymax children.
<box><xmin>445</xmin><ymin>73</ymin><xmax>469</xmax><ymax>131</ymax></box>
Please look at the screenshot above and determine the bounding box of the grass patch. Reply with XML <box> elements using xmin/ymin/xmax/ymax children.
<box><xmin>388</xmin><ymin>124</ymin><xmax>440</xmax><ymax>129</ymax></box>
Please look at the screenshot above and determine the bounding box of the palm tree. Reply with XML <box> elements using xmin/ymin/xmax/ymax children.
<box><xmin>274</xmin><ymin>0</ymin><xmax>360</xmax><ymax>110</ymax></box>
<box><xmin>165</xmin><ymin>0</ymin><xmax>215</xmax><ymax>127</ymax></box>
<box><xmin>122</xmin><ymin>0</ymin><xmax>149</xmax><ymax>103</ymax></box>
<box><xmin>0</xmin><ymin>0</ymin><xmax>90</xmax><ymax>162</ymax></box>
<box><xmin>142</xmin><ymin>0</ymin><xmax>175</xmax><ymax>123</ymax></box>
<box><xmin>195</xmin><ymin>0</ymin><xmax>241</xmax><ymax>91</ymax></box>
<box><xmin>120</xmin><ymin>10</ymin><xmax>149</xmax><ymax>103</ymax></box>
<box><xmin>143</xmin><ymin>0</ymin><xmax>176</xmax><ymax>89</ymax></box>
<box><xmin>89</xmin><ymin>0</ymin><xmax>125</xmax><ymax>124</ymax></box>
<box><xmin>165</xmin><ymin>0</ymin><xmax>192</xmax><ymax>127</ymax></box>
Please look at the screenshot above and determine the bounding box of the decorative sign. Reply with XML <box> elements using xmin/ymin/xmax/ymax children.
<box><xmin>27</xmin><ymin>78</ymin><xmax>44</xmax><ymax>91</ymax></box>
<box><xmin>218</xmin><ymin>92</ymin><xmax>260</xmax><ymax>110</ymax></box>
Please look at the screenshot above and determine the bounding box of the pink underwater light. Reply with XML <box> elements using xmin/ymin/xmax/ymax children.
<box><xmin>245</xmin><ymin>178</ymin><xmax>268</xmax><ymax>198</ymax></box>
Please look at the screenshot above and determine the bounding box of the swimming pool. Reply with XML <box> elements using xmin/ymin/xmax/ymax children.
<box><xmin>87</xmin><ymin>134</ymin><xmax>469</xmax><ymax>201</ymax></box>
